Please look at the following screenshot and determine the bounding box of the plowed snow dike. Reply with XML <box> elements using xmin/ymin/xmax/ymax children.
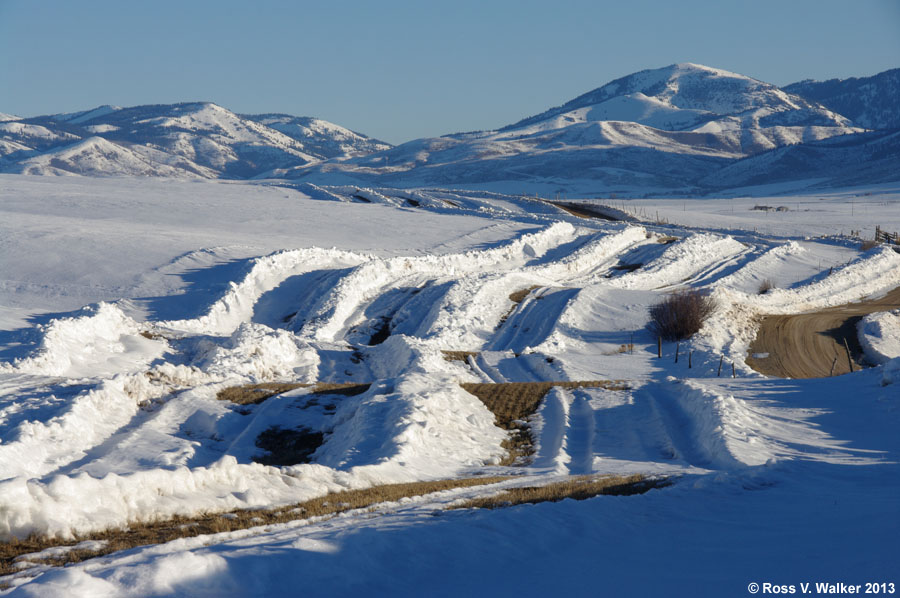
<box><xmin>1</xmin><ymin>176</ymin><xmax>899</xmax><ymax>595</ymax></box>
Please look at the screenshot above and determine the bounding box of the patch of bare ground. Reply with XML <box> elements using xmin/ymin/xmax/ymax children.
<box><xmin>451</xmin><ymin>474</ymin><xmax>669</xmax><ymax>510</ymax></box>
<box><xmin>254</xmin><ymin>427</ymin><xmax>324</xmax><ymax>466</ymax></box>
<box><xmin>460</xmin><ymin>381</ymin><xmax>630</xmax><ymax>465</ymax></box>
<box><xmin>546</xmin><ymin>201</ymin><xmax>620</xmax><ymax>221</ymax></box>
<box><xmin>603</xmin><ymin>343</ymin><xmax>634</xmax><ymax>355</ymax></box>
<box><xmin>498</xmin><ymin>286</ymin><xmax>541</xmax><ymax>327</ymax></box>
<box><xmin>441</xmin><ymin>350</ymin><xmax>480</xmax><ymax>362</ymax></box>
<box><xmin>748</xmin><ymin>286</ymin><xmax>900</xmax><ymax>378</ymax></box>
<box><xmin>0</xmin><ymin>476</ymin><xmax>511</xmax><ymax>579</ymax></box>
<box><xmin>217</xmin><ymin>382</ymin><xmax>371</xmax><ymax>405</ymax></box>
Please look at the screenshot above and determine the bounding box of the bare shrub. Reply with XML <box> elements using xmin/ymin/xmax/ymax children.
<box><xmin>648</xmin><ymin>289</ymin><xmax>717</xmax><ymax>341</ymax></box>
<box><xmin>758</xmin><ymin>279</ymin><xmax>775</xmax><ymax>294</ymax></box>
<box><xmin>860</xmin><ymin>239</ymin><xmax>881</xmax><ymax>251</ymax></box>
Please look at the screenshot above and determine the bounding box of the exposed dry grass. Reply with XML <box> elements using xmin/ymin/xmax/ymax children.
<box><xmin>498</xmin><ymin>286</ymin><xmax>541</xmax><ymax>327</ymax></box>
<box><xmin>603</xmin><ymin>343</ymin><xmax>634</xmax><ymax>355</ymax></box>
<box><xmin>656</xmin><ymin>235</ymin><xmax>679</xmax><ymax>244</ymax></box>
<box><xmin>451</xmin><ymin>474</ymin><xmax>669</xmax><ymax>510</ymax></box>
<box><xmin>508</xmin><ymin>286</ymin><xmax>540</xmax><ymax>305</ymax></box>
<box><xmin>1</xmin><ymin>476</ymin><xmax>510</xmax><ymax>578</ymax></box>
<box><xmin>216</xmin><ymin>382</ymin><xmax>370</xmax><ymax>405</ymax></box>
<box><xmin>648</xmin><ymin>289</ymin><xmax>717</xmax><ymax>341</ymax></box>
<box><xmin>758</xmin><ymin>279</ymin><xmax>775</xmax><ymax>294</ymax></box>
<box><xmin>460</xmin><ymin>381</ymin><xmax>630</xmax><ymax>465</ymax></box>
<box><xmin>442</xmin><ymin>350</ymin><xmax>481</xmax><ymax>363</ymax></box>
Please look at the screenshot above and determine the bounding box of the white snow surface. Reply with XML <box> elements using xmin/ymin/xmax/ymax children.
<box><xmin>858</xmin><ymin>310</ymin><xmax>900</xmax><ymax>365</ymax></box>
<box><xmin>0</xmin><ymin>176</ymin><xmax>898</xmax><ymax>596</ymax></box>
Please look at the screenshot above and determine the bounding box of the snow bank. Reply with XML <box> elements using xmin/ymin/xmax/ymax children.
<box><xmin>0</xmin><ymin>373</ymin><xmax>167</xmax><ymax>480</ymax></box>
<box><xmin>3</xmin><ymin>303</ymin><xmax>162</xmax><ymax>378</ymax></box>
<box><xmin>751</xmin><ymin>245</ymin><xmax>900</xmax><ymax>313</ymax></box>
<box><xmin>407</xmin><ymin>272</ymin><xmax>550</xmax><ymax>348</ymax></box>
<box><xmin>526</xmin><ymin>225</ymin><xmax>648</xmax><ymax>281</ymax></box>
<box><xmin>299</xmin><ymin>222</ymin><xmax>576</xmax><ymax>342</ymax></box>
<box><xmin>609</xmin><ymin>233</ymin><xmax>746</xmax><ymax>290</ymax></box>
<box><xmin>0</xmin><ymin>370</ymin><xmax>505</xmax><ymax>540</ymax></box>
<box><xmin>857</xmin><ymin>310</ymin><xmax>900</xmax><ymax>365</ymax></box>
<box><xmin>364</xmin><ymin>335</ymin><xmax>476</xmax><ymax>381</ymax></box>
<box><xmin>672</xmin><ymin>380</ymin><xmax>882</xmax><ymax>468</ymax></box>
<box><xmin>159</xmin><ymin>247</ymin><xmax>369</xmax><ymax>336</ymax></box>
<box><xmin>315</xmin><ymin>372</ymin><xmax>507</xmax><ymax>479</ymax></box>
<box><xmin>197</xmin><ymin>322</ymin><xmax>320</xmax><ymax>382</ymax></box>
<box><xmin>0</xmin><ymin>457</ymin><xmax>353</xmax><ymax>540</ymax></box>
<box><xmin>713</xmin><ymin>241</ymin><xmax>805</xmax><ymax>292</ymax></box>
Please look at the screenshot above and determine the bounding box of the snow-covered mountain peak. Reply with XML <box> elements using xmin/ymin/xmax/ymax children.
<box><xmin>503</xmin><ymin>62</ymin><xmax>849</xmax><ymax>133</ymax></box>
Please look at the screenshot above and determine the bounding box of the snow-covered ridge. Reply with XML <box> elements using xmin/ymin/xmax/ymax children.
<box><xmin>4</xmin><ymin>64</ymin><xmax>896</xmax><ymax>194</ymax></box>
<box><xmin>2</xmin><ymin>303</ymin><xmax>161</xmax><ymax>378</ymax></box>
<box><xmin>0</xmin><ymin>102</ymin><xmax>391</xmax><ymax>179</ymax></box>
<box><xmin>288</xmin><ymin>63</ymin><xmax>875</xmax><ymax>194</ymax></box>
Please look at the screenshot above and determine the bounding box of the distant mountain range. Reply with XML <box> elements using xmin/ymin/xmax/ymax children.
<box><xmin>1</xmin><ymin>63</ymin><xmax>897</xmax><ymax>195</ymax></box>
<box><xmin>0</xmin><ymin>103</ymin><xmax>389</xmax><ymax>179</ymax></box>
<box><xmin>783</xmin><ymin>68</ymin><xmax>900</xmax><ymax>131</ymax></box>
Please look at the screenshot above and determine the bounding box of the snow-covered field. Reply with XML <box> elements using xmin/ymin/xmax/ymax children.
<box><xmin>1</xmin><ymin>175</ymin><xmax>898</xmax><ymax>597</ymax></box>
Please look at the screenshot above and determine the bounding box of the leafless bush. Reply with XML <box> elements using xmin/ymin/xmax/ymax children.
<box><xmin>860</xmin><ymin>239</ymin><xmax>881</xmax><ymax>251</ymax></box>
<box><xmin>758</xmin><ymin>279</ymin><xmax>775</xmax><ymax>294</ymax></box>
<box><xmin>648</xmin><ymin>289</ymin><xmax>717</xmax><ymax>341</ymax></box>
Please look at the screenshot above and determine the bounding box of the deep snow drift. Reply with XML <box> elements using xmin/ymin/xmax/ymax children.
<box><xmin>0</xmin><ymin>176</ymin><xmax>898</xmax><ymax>596</ymax></box>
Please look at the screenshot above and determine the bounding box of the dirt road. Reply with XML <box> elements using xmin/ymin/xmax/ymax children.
<box><xmin>746</xmin><ymin>287</ymin><xmax>900</xmax><ymax>378</ymax></box>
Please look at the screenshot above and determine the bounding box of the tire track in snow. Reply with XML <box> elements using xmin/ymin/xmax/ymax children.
<box><xmin>488</xmin><ymin>287</ymin><xmax>580</xmax><ymax>353</ymax></box>
<box><xmin>564</xmin><ymin>391</ymin><xmax>596</xmax><ymax>475</ymax></box>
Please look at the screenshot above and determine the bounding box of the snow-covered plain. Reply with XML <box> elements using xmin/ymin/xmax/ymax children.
<box><xmin>1</xmin><ymin>175</ymin><xmax>898</xmax><ymax>596</ymax></box>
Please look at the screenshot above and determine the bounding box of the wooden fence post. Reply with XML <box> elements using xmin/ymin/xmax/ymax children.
<box><xmin>658</xmin><ymin>337</ymin><xmax>662</xmax><ymax>358</ymax></box>
<box><xmin>675</xmin><ymin>342</ymin><xmax>680</xmax><ymax>363</ymax></box>
<box><xmin>717</xmin><ymin>356</ymin><xmax>723</xmax><ymax>376</ymax></box>
<box><xmin>843</xmin><ymin>338</ymin><xmax>854</xmax><ymax>373</ymax></box>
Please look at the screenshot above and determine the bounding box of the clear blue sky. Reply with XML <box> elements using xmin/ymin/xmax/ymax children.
<box><xmin>2</xmin><ymin>0</ymin><xmax>898</xmax><ymax>144</ymax></box>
